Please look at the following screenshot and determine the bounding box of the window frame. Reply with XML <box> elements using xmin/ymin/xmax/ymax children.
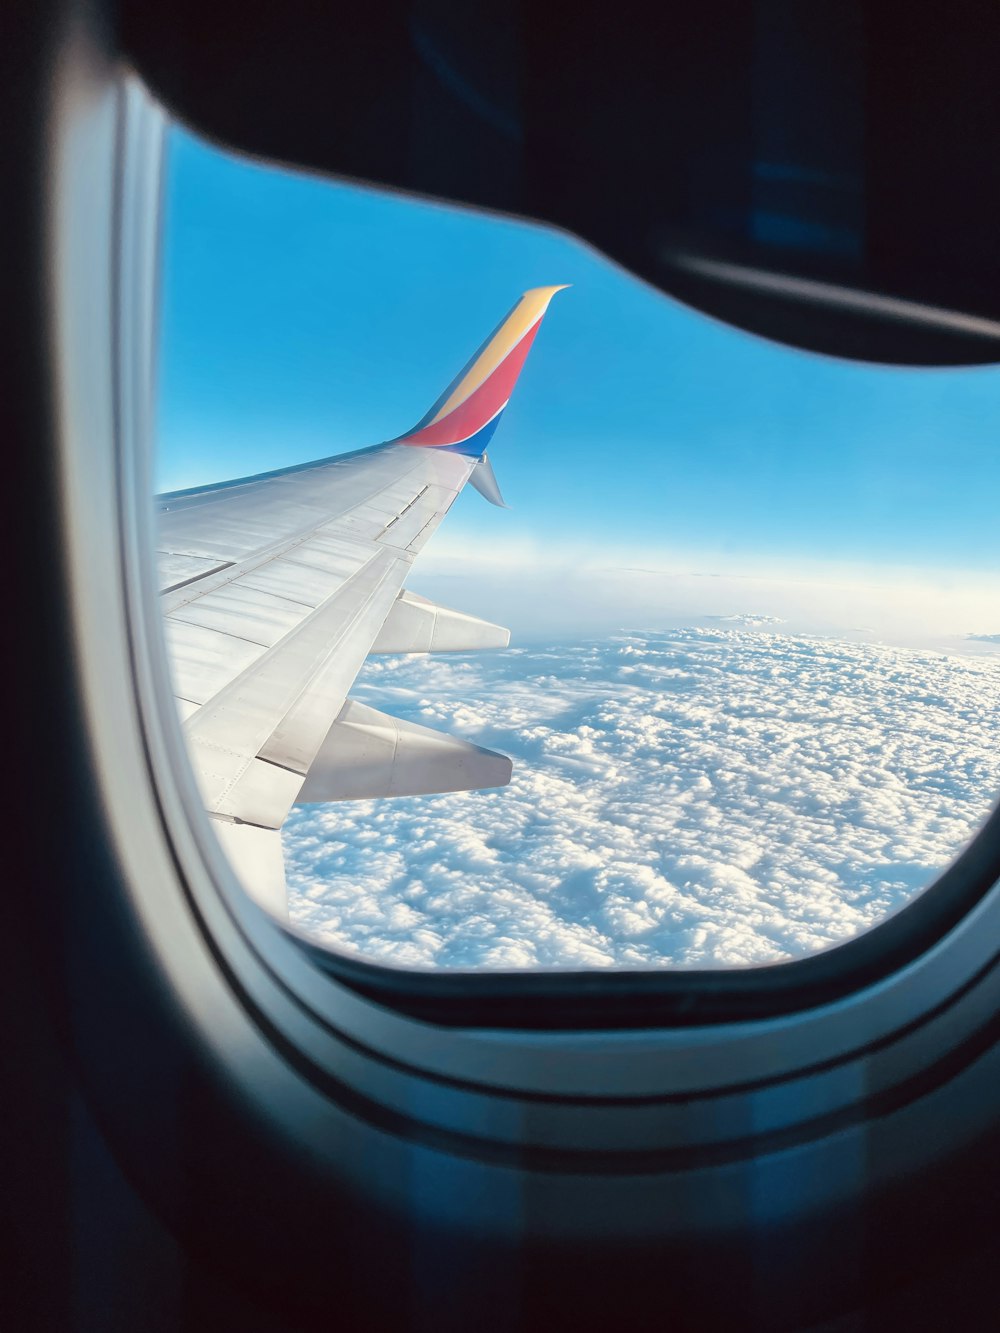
<box><xmin>30</xmin><ymin>12</ymin><xmax>1000</xmax><ymax>1318</ymax></box>
<box><xmin>77</xmin><ymin>72</ymin><xmax>1000</xmax><ymax>1152</ymax></box>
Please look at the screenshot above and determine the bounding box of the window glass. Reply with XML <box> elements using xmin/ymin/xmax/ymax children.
<box><xmin>156</xmin><ymin>125</ymin><xmax>1000</xmax><ymax>969</ymax></box>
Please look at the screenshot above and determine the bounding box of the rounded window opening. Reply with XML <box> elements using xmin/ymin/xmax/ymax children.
<box><xmin>154</xmin><ymin>125</ymin><xmax>1000</xmax><ymax>972</ymax></box>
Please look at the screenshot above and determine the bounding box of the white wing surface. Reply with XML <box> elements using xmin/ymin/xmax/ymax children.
<box><xmin>157</xmin><ymin>287</ymin><xmax>565</xmax><ymax>913</ymax></box>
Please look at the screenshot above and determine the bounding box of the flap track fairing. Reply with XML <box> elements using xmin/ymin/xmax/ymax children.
<box><xmin>296</xmin><ymin>699</ymin><xmax>512</xmax><ymax>802</ymax></box>
<box><xmin>371</xmin><ymin>590</ymin><xmax>510</xmax><ymax>654</ymax></box>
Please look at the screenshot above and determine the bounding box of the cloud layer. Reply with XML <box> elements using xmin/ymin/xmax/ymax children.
<box><xmin>282</xmin><ymin>629</ymin><xmax>1000</xmax><ymax>970</ymax></box>
<box><xmin>412</xmin><ymin>532</ymin><xmax>1000</xmax><ymax>654</ymax></box>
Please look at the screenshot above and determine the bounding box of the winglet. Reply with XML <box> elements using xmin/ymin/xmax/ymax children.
<box><xmin>394</xmin><ymin>285</ymin><xmax>568</xmax><ymax>457</ymax></box>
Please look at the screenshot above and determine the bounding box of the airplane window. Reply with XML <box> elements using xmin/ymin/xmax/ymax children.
<box><xmin>155</xmin><ymin>124</ymin><xmax>1000</xmax><ymax>972</ymax></box>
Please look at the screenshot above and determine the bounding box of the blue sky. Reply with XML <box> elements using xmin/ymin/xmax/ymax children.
<box><xmin>156</xmin><ymin>127</ymin><xmax>1000</xmax><ymax>642</ymax></box>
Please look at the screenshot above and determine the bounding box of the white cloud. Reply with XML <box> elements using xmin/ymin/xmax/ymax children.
<box><xmin>282</xmin><ymin>629</ymin><xmax>1000</xmax><ymax>970</ymax></box>
<box><xmin>706</xmin><ymin>613</ymin><xmax>786</xmax><ymax>627</ymax></box>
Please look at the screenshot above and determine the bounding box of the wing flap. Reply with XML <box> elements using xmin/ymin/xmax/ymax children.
<box><xmin>296</xmin><ymin>699</ymin><xmax>512</xmax><ymax>802</ymax></box>
<box><xmin>255</xmin><ymin>557</ymin><xmax>404</xmax><ymax>778</ymax></box>
<box><xmin>184</xmin><ymin>548</ymin><xmax>402</xmax><ymax>823</ymax></box>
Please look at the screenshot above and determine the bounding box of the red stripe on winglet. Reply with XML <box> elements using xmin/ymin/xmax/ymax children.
<box><xmin>400</xmin><ymin>321</ymin><xmax>542</xmax><ymax>447</ymax></box>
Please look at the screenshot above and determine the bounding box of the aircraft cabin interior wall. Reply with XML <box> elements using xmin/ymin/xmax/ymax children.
<box><xmin>5</xmin><ymin>1</ymin><xmax>1000</xmax><ymax>1330</ymax></box>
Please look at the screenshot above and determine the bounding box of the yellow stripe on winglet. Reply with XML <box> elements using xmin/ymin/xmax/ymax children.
<box><xmin>427</xmin><ymin>285</ymin><xmax>570</xmax><ymax>426</ymax></box>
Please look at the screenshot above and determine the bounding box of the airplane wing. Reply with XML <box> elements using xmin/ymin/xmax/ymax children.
<box><xmin>156</xmin><ymin>286</ymin><xmax>566</xmax><ymax>914</ymax></box>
